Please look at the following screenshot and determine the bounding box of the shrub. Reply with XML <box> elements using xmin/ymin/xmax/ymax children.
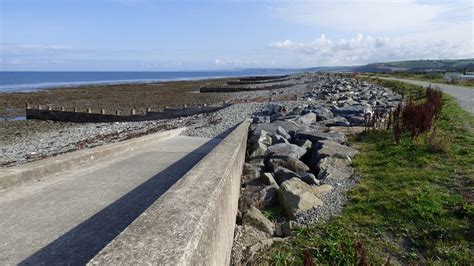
<box><xmin>389</xmin><ymin>87</ymin><xmax>443</xmax><ymax>141</ymax></box>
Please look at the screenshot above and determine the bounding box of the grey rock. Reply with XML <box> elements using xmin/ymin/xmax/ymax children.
<box><xmin>266</xmin><ymin>103</ymin><xmax>288</xmax><ymax>116</ymax></box>
<box><xmin>296</xmin><ymin>130</ymin><xmax>347</xmax><ymax>144</ymax></box>
<box><xmin>252</xmin><ymin>116</ymin><xmax>271</xmax><ymax>124</ymax></box>
<box><xmin>294</xmin><ymin>112</ymin><xmax>317</xmax><ymax>125</ymax></box>
<box><xmin>243</xmin><ymin>207</ymin><xmax>275</xmax><ymax>236</ymax></box>
<box><xmin>266</xmin><ymin>157</ymin><xmax>310</xmax><ymax>173</ymax></box>
<box><xmin>247</xmin><ymin>157</ymin><xmax>265</xmax><ymax>168</ymax></box>
<box><xmin>310</xmin><ymin>140</ymin><xmax>358</xmax><ymax>166</ymax></box>
<box><xmin>266</xmin><ymin>143</ymin><xmax>307</xmax><ymax>160</ymax></box>
<box><xmin>260</xmin><ymin>172</ymin><xmax>279</xmax><ymax>188</ymax></box>
<box><xmin>248</xmin><ymin>142</ymin><xmax>268</xmax><ymax>159</ymax></box>
<box><xmin>345</xmin><ymin>115</ymin><xmax>366</xmax><ymax>126</ymax></box>
<box><xmin>297</xmin><ymin>172</ymin><xmax>319</xmax><ymax>185</ymax></box>
<box><xmin>249</xmin><ymin>129</ymin><xmax>272</xmax><ymax>146</ymax></box>
<box><xmin>250</xmin><ymin>120</ymin><xmax>300</xmax><ymax>137</ymax></box>
<box><xmin>276</xmin><ymin>126</ymin><xmax>291</xmax><ymax>139</ymax></box>
<box><xmin>271</xmin><ymin>134</ymin><xmax>289</xmax><ymax>144</ymax></box>
<box><xmin>256</xmin><ymin>185</ymin><xmax>279</xmax><ymax>208</ymax></box>
<box><xmin>332</xmin><ymin>104</ymin><xmax>372</xmax><ymax>116</ymax></box>
<box><xmin>312</xmin><ymin>106</ymin><xmax>334</xmax><ymax>121</ymax></box>
<box><xmin>278</xmin><ymin>178</ymin><xmax>324</xmax><ymax>219</ymax></box>
<box><xmin>296</xmin><ymin>139</ymin><xmax>312</xmax><ymax>151</ymax></box>
<box><xmin>323</xmin><ymin>116</ymin><xmax>350</xmax><ymax>127</ymax></box>
<box><xmin>317</xmin><ymin>156</ymin><xmax>354</xmax><ymax>180</ymax></box>
<box><xmin>243</xmin><ymin>163</ymin><xmax>260</xmax><ymax>179</ymax></box>
<box><xmin>239</xmin><ymin>183</ymin><xmax>277</xmax><ymax>213</ymax></box>
<box><xmin>273</xmin><ymin>167</ymin><xmax>298</xmax><ymax>185</ymax></box>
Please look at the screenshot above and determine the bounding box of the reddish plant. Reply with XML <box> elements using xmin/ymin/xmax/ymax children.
<box><xmin>426</xmin><ymin>86</ymin><xmax>444</xmax><ymax>118</ymax></box>
<box><xmin>389</xmin><ymin>87</ymin><xmax>443</xmax><ymax>142</ymax></box>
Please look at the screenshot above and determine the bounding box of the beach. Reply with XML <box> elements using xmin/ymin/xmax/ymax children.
<box><xmin>0</xmin><ymin>73</ymin><xmax>313</xmax><ymax>166</ymax></box>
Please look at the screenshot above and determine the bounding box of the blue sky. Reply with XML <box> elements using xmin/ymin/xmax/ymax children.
<box><xmin>1</xmin><ymin>0</ymin><xmax>473</xmax><ymax>71</ymax></box>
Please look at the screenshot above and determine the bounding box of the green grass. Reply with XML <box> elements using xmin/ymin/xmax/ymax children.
<box><xmin>263</xmin><ymin>80</ymin><xmax>474</xmax><ymax>264</ymax></box>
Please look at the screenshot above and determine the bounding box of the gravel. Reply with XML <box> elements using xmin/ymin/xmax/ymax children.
<box><xmin>0</xmin><ymin>120</ymin><xmax>170</xmax><ymax>167</ymax></box>
<box><xmin>180</xmin><ymin>103</ymin><xmax>266</xmax><ymax>138</ymax></box>
<box><xmin>0</xmin><ymin>103</ymin><xmax>273</xmax><ymax>167</ymax></box>
<box><xmin>295</xmin><ymin>174</ymin><xmax>360</xmax><ymax>225</ymax></box>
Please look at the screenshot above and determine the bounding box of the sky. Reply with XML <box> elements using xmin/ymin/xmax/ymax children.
<box><xmin>0</xmin><ymin>0</ymin><xmax>473</xmax><ymax>71</ymax></box>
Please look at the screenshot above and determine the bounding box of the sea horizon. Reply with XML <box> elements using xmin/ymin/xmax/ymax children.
<box><xmin>0</xmin><ymin>69</ymin><xmax>303</xmax><ymax>93</ymax></box>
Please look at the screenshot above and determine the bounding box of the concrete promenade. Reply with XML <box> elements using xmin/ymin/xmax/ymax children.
<box><xmin>0</xmin><ymin>135</ymin><xmax>220</xmax><ymax>265</ymax></box>
<box><xmin>374</xmin><ymin>77</ymin><xmax>474</xmax><ymax>115</ymax></box>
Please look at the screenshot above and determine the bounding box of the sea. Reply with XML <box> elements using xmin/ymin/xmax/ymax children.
<box><xmin>0</xmin><ymin>69</ymin><xmax>302</xmax><ymax>93</ymax></box>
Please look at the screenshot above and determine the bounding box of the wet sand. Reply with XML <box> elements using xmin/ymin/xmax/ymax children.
<box><xmin>0</xmin><ymin>78</ymin><xmax>234</xmax><ymax>118</ymax></box>
<box><xmin>0</xmin><ymin>78</ymin><xmax>235</xmax><ymax>144</ymax></box>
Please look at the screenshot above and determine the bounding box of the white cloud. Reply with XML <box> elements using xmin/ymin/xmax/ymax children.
<box><xmin>269</xmin><ymin>31</ymin><xmax>474</xmax><ymax>66</ymax></box>
<box><xmin>268</xmin><ymin>0</ymin><xmax>473</xmax><ymax>66</ymax></box>
<box><xmin>214</xmin><ymin>58</ymin><xmax>276</xmax><ymax>67</ymax></box>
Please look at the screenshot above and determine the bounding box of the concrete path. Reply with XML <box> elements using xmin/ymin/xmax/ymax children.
<box><xmin>0</xmin><ymin>135</ymin><xmax>220</xmax><ymax>265</ymax></box>
<box><xmin>375</xmin><ymin>77</ymin><xmax>474</xmax><ymax>115</ymax></box>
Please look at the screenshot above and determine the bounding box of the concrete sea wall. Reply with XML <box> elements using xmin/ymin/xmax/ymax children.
<box><xmin>88</xmin><ymin>120</ymin><xmax>250</xmax><ymax>265</ymax></box>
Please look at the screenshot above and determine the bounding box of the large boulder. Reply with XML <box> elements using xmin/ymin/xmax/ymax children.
<box><xmin>243</xmin><ymin>163</ymin><xmax>260</xmax><ymax>179</ymax></box>
<box><xmin>296</xmin><ymin>139</ymin><xmax>313</xmax><ymax>150</ymax></box>
<box><xmin>276</xmin><ymin>126</ymin><xmax>291</xmax><ymax>140</ymax></box>
<box><xmin>295</xmin><ymin>130</ymin><xmax>347</xmax><ymax>144</ymax></box>
<box><xmin>273</xmin><ymin>167</ymin><xmax>298</xmax><ymax>185</ymax></box>
<box><xmin>248</xmin><ymin>129</ymin><xmax>273</xmax><ymax>159</ymax></box>
<box><xmin>317</xmin><ymin>156</ymin><xmax>354</xmax><ymax>180</ymax></box>
<box><xmin>260</xmin><ymin>172</ymin><xmax>279</xmax><ymax>188</ymax></box>
<box><xmin>266</xmin><ymin>143</ymin><xmax>307</xmax><ymax>160</ymax></box>
<box><xmin>267</xmin><ymin>103</ymin><xmax>288</xmax><ymax>116</ymax></box>
<box><xmin>298</xmin><ymin>172</ymin><xmax>320</xmax><ymax>185</ymax></box>
<box><xmin>294</xmin><ymin>112</ymin><xmax>317</xmax><ymax>125</ymax></box>
<box><xmin>331</xmin><ymin>104</ymin><xmax>373</xmax><ymax>117</ymax></box>
<box><xmin>311</xmin><ymin>106</ymin><xmax>334</xmax><ymax>121</ymax></box>
<box><xmin>345</xmin><ymin>115</ymin><xmax>366</xmax><ymax>126</ymax></box>
<box><xmin>271</xmin><ymin>134</ymin><xmax>289</xmax><ymax>144</ymax></box>
<box><xmin>248</xmin><ymin>142</ymin><xmax>268</xmax><ymax>159</ymax></box>
<box><xmin>242</xmin><ymin>207</ymin><xmax>275</xmax><ymax>236</ymax></box>
<box><xmin>323</xmin><ymin>116</ymin><xmax>350</xmax><ymax>127</ymax></box>
<box><xmin>239</xmin><ymin>184</ymin><xmax>278</xmax><ymax>212</ymax></box>
<box><xmin>266</xmin><ymin>157</ymin><xmax>310</xmax><ymax>173</ymax></box>
<box><xmin>278</xmin><ymin>178</ymin><xmax>323</xmax><ymax>219</ymax></box>
<box><xmin>310</xmin><ymin>140</ymin><xmax>358</xmax><ymax>166</ymax></box>
<box><xmin>255</xmin><ymin>186</ymin><xmax>279</xmax><ymax>208</ymax></box>
<box><xmin>252</xmin><ymin>116</ymin><xmax>271</xmax><ymax>124</ymax></box>
<box><xmin>250</xmin><ymin>120</ymin><xmax>300</xmax><ymax>137</ymax></box>
<box><xmin>249</xmin><ymin>129</ymin><xmax>272</xmax><ymax>147</ymax></box>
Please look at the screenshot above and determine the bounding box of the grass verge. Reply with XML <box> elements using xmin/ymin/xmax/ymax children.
<box><xmin>262</xmin><ymin>80</ymin><xmax>473</xmax><ymax>265</ymax></box>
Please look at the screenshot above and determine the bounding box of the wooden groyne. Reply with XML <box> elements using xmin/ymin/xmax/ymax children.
<box><xmin>199</xmin><ymin>74</ymin><xmax>306</xmax><ymax>93</ymax></box>
<box><xmin>25</xmin><ymin>103</ymin><xmax>229</xmax><ymax>123</ymax></box>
